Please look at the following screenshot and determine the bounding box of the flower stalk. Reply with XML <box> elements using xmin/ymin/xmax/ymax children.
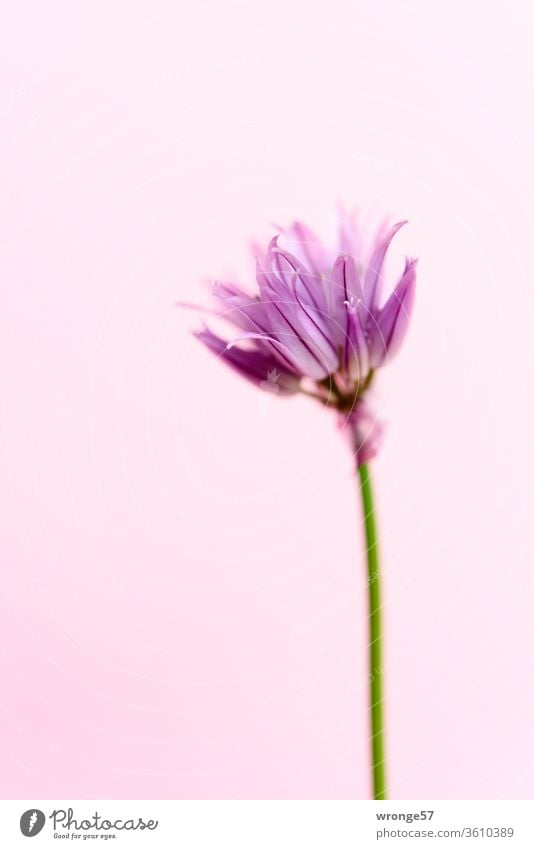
<box><xmin>358</xmin><ymin>462</ymin><xmax>387</xmax><ymax>800</ymax></box>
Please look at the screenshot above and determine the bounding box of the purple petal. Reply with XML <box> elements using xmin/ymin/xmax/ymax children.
<box><xmin>175</xmin><ymin>299</ymin><xmax>221</xmax><ymax>318</ymax></box>
<box><xmin>368</xmin><ymin>257</ymin><xmax>417</xmax><ymax>367</ymax></box>
<box><xmin>270</xmin><ymin>250</ymin><xmax>342</xmax><ymax>363</ymax></box>
<box><xmin>228</xmin><ymin>323</ymin><xmax>330</xmax><ymax>381</ymax></box>
<box><xmin>268</xmin><ymin>240</ymin><xmax>327</xmax><ymax>314</ymax></box>
<box><xmin>209</xmin><ymin>280</ymin><xmax>300</xmax><ymax>376</ymax></box>
<box><xmin>337</xmin><ymin>205</ymin><xmax>360</xmax><ymax>258</ymax></box>
<box><xmin>344</xmin><ymin>300</ymin><xmax>369</xmax><ymax>383</ymax></box>
<box><xmin>363</xmin><ymin>220</ymin><xmax>407</xmax><ymax>316</ymax></box>
<box><xmin>195</xmin><ymin>327</ymin><xmax>300</xmax><ymax>394</ymax></box>
<box><xmin>210</xmin><ymin>280</ymin><xmax>266</xmax><ymax>331</ymax></box>
<box><xmin>256</xmin><ymin>261</ymin><xmax>338</xmax><ymax>379</ymax></box>
<box><xmin>328</xmin><ymin>255</ymin><xmax>365</xmax><ymax>348</ymax></box>
<box><xmin>331</xmin><ymin>254</ymin><xmax>364</xmax><ymax>304</ymax></box>
<box><xmin>280</xmin><ymin>220</ymin><xmax>330</xmax><ymax>278</ymax></box>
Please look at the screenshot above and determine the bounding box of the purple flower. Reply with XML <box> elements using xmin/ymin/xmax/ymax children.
<box><xmin>184</xmin><ymin>208</ymin><xmax>417</xmax><ymax>463</ymax></box>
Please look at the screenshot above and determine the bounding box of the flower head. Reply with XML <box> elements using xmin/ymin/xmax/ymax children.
<box><xmin>184</xmin><ymin>208</ymin><xmax>417</xmax><ymax>463</ymax></box>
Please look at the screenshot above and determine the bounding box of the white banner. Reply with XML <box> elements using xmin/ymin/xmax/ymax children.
<box><xmin>1</xmin><ymin>800</ymin><xmax>533</xmax><ymax>847</ymax></box>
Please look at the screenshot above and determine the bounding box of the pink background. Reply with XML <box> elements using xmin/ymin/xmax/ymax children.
<box><xmin>1</xmin><ymin>1</ymin><xmax>534</xmax><ymax>800</ymax></box>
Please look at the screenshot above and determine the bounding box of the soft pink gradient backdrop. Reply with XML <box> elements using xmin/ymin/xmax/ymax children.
<box><xmin>1</xmin><ymin>0</ymin><xmax>534</xmax><ymax>800</ymax></box>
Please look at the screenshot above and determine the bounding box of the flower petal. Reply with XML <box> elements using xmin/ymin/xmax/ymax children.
<box><xmin>256</xmin><ymin>261</ymin><xmax>338</xmax><ymax>379</ymax></box>
<box><xmin>368</xmin><ymin>257</ymin><xmax>417</xmax><ymax>367</ymax></box>
<box><xmin>268</xmin><ymin>240</ymin><xmax>327</xmax><ymax>314</ymax></box>
<box><xmin>279</xmin><ymin>220</ymin><xmax>330</xmax><ymax>278</ymax></box>
<box><xmin>344</xmin><ymin>299</ymin><xmax>370</xmax><ymax>383</ymax></box>
<box><xmin>363</xmin><ymin>220</ymin><xmax>407</xmax><ymax>316</ymax></box>
<box><xmin>331</xmin><ymin>254</ymin><xmax>364</xmax><ymax>304</ymax></box>
<box><xmin>226</xmin><ymin>327</ymin><xmax>327</xmax><ymax>380</ymax></box>
<box><xmin>337</xmin><ymin>204</ymin><xmax>361</xmax><ymax>258</ymax></box>
<box><xmin>328</xmin><ymin>254</ymin><xmax>365</xmax><ymax>349</ymax></box>
<box><xmin>195</xmin><ymin>328</ymin><xmax>301</xmax><ymax>394</ymax></box>
<box><xmin>210</xmin><ymin>280</ymin><xmax>266</xmax><ymax>331</ymax></box>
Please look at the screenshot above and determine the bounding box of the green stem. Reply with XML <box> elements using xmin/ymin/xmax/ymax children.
<box><xmin>358</xmin><ymin>462</ymin><xmax>387</xmax><ymax>800</ymax></box>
